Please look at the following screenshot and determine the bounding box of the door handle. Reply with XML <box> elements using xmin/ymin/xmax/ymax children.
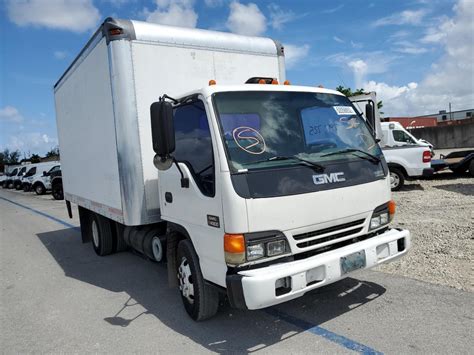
<box><xmin>165</xmin><ymin>192</ymin><xmax>173</xmax><ymax>203</ymax></box>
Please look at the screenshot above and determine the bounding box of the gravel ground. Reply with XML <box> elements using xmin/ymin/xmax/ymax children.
<box><xmin>376</xmin><ymin>172</ymin><xmax>473</xmax><ymax>292</ymax></box>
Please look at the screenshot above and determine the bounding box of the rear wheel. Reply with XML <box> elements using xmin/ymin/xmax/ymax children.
<box><xmin>177</xmin><ymin>239</ymin><xmax>219</xmax><ymax>321</ymax></box>
<box><xmin>469</xmin><ymin>160</ymin><xmax>474</xmax><ymax>177</ymax></box>
<box><xmin>390</xmin><ymin>169</ymin><xmax>405</xmax><ymax>191</ymax></box>
<box><xmin>34</xmin><ymin>183</ymin><xmax>45</xmax><ymax>195</ymax></box>
<box><xmin>91</xmin><ymin>213</ymin><xmax>114</xmax><ymax>256</ymax></box>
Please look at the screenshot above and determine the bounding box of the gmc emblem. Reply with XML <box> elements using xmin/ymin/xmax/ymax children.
<box><xmin>313</xmin><ymin>172</ymin><xmax>346</xmax><ymax>185</ymax></box>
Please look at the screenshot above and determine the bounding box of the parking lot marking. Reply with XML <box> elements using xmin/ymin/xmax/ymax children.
<box><xmin>0</xmin><ymin>196</ymin><xmax>79</xmax><ymax>231</ymax></box>
<box><xmin>1</xmin><ymin>194</ymin><xmax>383</xmax><ymax>354</ymax></box>
<box><xmin>265</xmin><ymin>308</ymin><xmax>382</xmax><ymax>354</ymax></box>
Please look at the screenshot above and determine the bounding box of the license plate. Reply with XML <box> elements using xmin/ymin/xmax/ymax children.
<box><xmin>340</xmin><ymin>250</ymin><xmax>366</xmax><ymax>274</ymax></box>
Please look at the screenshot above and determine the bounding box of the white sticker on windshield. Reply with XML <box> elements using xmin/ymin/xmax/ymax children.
<box><xmin>333</xmin><ymin>106</ymin><xmax>356</xmax><ymax>115</ymax></box>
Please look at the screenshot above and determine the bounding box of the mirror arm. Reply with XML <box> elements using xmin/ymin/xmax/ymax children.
<box><xmin>172</xmin><ymin>158</ymin><xmax>189</xmax><ymax>188</ymax></box>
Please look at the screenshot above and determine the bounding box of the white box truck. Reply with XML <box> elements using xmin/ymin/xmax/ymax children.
<box><xmin>55</xmin><ymin>18</ymin><xmax>410</xmax><ymax>320</ymax></box>
<box><xmin>350</xmin><ymin>93</ymin><xmax>433</xmax><ymax>190</ymax></box>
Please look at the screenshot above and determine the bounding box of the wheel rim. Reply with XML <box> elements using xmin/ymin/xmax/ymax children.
<box><xmin>178</xmin><ymin>257</ymin><xmax>194</xmax><ymax>304</ymax></box>
<box><xmin>151</xmin><ymin>236</ymin><xmax>163</xmax><ymax>262</ymax></box>
<box><xmin>92</xmin><ymin>220</ymin><xmax>99</xmax><ymax>248</ymax></box>
<box><xmin>36</xmin><ymin>186</ymin><xmax>42</xmax><ymax>194</ymax></box>
<box><xmin>390</xmin><ymin>172</ymin><xmax>400</xmax><ymax>189</ymax></box>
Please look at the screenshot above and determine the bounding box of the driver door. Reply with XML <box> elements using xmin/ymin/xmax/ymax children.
<box><xmin>157</xmin><ymin>99</ymin><xmax>226</xmax><ymax>286</ymax></box>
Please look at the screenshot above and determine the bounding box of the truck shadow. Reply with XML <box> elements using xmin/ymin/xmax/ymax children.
<box><xmin>37</xmin><ymin>228</ymin><xmax>386</xmax><ymax>353</ymax></box>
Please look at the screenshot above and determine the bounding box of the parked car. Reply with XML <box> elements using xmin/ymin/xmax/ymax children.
<box><xmin>26</xmin><ymin>162</ymin><xmax>60</xmax><ymax>195</ymax></box>
<box><xmin>21</xmin><ymin>165</ymin><xmax>39</xmax><ymax>191</ymax></box>
<box><xmin>12</xmin><ymin>166</ymin><xmax>28</xmax><ymax>190</ymax></box>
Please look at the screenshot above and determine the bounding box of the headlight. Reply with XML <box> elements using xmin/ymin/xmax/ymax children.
<box><xmin>224</xmin><ymin>232</ymin><xmax>290</xmax><ymax>265</ymax></box>
<box><xmin>369</xmin><ymin>200</ymin><xmax>395</xmax><ymax>231</ymax></box>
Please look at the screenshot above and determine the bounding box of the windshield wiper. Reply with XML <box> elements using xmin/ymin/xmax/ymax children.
<box><xmin>252</xmin><ymin>156</ymin><xmax>325</xmax><ymax>172</ymax></box>
<box><xmin>321</xmin><ymin>148</ymin><xmax>381</xmax><ymax>164</ymax></box>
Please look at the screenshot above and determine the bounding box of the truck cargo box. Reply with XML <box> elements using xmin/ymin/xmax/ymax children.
<box><xmin>54</xmin><ymin>18</ymin><xmax>285</xmax><ymax>226</ymax></box>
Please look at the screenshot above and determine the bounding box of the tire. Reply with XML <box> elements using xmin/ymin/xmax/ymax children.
<box><xmin>15</xmin><ymin>183</ymin><xmax>22</xmax><ymax>190</ymax></box>
<box><xmin>23</xmin><ymin>184</ymin><xmax>31</xmax><ymax>192</ymax></box>
<box><xmin>143</xmin><ymin>230</ymin><xmax>166</xmax><ymax>262</ymax></box>
<box><xmin>91</xmin><ymin>213</ymin><xmax>114</xmax><ymax>256</ymax></box>
<box><xmin>34</xmin><ymin>183</ymin><xmax>45</xmax><ymax>195</ymax></box>
<box><xmin>389</xmin><ymin>168</ymin><xmax>405</xmax><ymax>191</ymax></box>
<box><xmin>52</xmin><ymin>181</ymin><xmax>64</xmax><ymax>200</ymax></box>
<box><xmin>177</xmin><ymin>239</ymin><xmax>219</xmax><ymax>321</ymax></box>
<box><xmin>469</xmin><ymin>160</ymin><xmax>474</xmax><ymax>177</ymax></box>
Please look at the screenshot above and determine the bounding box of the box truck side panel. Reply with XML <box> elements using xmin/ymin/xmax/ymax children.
<box><xmin>55</xmin><ymin>38</ymin><xmax>123</xmax><ymax>218</ymax></box>
<box><xmin>130</xmin><ymin>41</ymin><xmax>282</xmax><ymax>214</ymax></box>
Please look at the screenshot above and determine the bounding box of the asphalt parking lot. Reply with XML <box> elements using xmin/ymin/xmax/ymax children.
<box><xmin>1</xmin><ymin>185</ymin><xmax>473</xmax><ymax>354</ymax></box>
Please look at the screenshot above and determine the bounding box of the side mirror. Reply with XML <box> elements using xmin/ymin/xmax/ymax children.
<box><xmin>43</xmin><ymin>171</ymin><xmax>47</xmax><ymax>176</ymax></box>
<box><xmin>365</xmin><ymin>103</ymin><xmax>376</xmax><ymax>137</ymax></box>
<box><xmin>150</xmin><ymin>101</ymin><xmax>175</xmax><ymax>170</ymax></box>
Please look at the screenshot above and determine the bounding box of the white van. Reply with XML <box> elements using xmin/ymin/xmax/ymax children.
<box><xmin>26</xmin><ymin>162</ymin><xmax>60</xmax><ymax>195</ymax></box>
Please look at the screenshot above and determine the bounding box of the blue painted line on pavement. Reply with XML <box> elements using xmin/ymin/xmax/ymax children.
<box><xmin>265</xmin><ymin>308</ymin><xmax>383</xmax><ymax>355</ymax></box>
<box><xmin>0</xmin><ymin>195</ymin><xmax>80</xmax><ymax>231</ymax></box>
<box><xmin>1</xmin><ymin>194</ymin><xmax>382</xmax><ymax>354</ymax></box>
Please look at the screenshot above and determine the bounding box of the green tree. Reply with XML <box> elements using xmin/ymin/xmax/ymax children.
<box><xmin>45</xmin><ymin>146</ymin><xmax>60</xmax><ymax>159</ymax></box>
<box><xmin>30</xmin><ymin>154</ymin><xmax>41</xmax><ymax>163</ymax></box>
<box><xmin>1</xmin><ymin>149</ymin><xmax>21</xmax><ymax>164</ymax></box>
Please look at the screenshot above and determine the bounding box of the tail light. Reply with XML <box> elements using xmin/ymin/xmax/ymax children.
<box><xmin>423</xmin><ymin>151</ymin><xmax>431</xmax><ymax>163</ymax></box>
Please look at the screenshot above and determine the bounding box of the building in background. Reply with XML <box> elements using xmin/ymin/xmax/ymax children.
<box><xmin>384</xmin><ymin>116</ymin><xmax>438</xmax><ymax>129</ymax></box>
<box><xmin>416</xmin><ymin>108</ymin><xmax>473</xmax><ymax>122</ymax></box>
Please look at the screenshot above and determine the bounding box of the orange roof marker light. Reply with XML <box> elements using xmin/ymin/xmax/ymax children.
<box><xmin>209</xmin><ymin>79</ymin><xmax>216</xmax><ymax>86</ymax></box>
<box><xmin>271</xmin><ymin>79</ymin><xmax>279</xmax><ymax>85</ymax></box>
<box><xmin>258</xmin><ymin>79</ymin><xmax>266</xmax><ymax>84</ymax></box>
<box><xmin>283</xmin><ymin>80</ymin><xmax>291</xmax><ymax>85</ymax></box>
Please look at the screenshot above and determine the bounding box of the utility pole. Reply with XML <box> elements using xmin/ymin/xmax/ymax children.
<box><xmin>449</xmin><ymin>102</ymin><xmax>452</xmax><ymax>120</ymax></box>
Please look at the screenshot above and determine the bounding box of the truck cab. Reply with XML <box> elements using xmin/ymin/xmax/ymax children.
<box><xmin>151</xmin><ymin>83</ymin><xmax>410</xmax><ymax>315</ymax></box>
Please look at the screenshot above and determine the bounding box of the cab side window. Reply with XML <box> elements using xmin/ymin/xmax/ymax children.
<box><xmin>393</xmin><ymin>130</ymin><xmax>416</xmax><ymax>144</ymax></box>
<box><xmin>173</xmin><ymin>100</ymin><xmax>215</xmax><ymax>197</ymax></box>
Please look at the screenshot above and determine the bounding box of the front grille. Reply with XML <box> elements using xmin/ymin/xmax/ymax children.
<box><xmin>293</xmin><ymin>218</ymin><xmax>366</xmax><ymax>249</ymax></box>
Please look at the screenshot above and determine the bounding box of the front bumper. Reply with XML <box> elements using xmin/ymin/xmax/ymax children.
<box><xmin>227</xmin><ymin>228</ymin><xmax>410</xmax><ymax>310</ymax></box>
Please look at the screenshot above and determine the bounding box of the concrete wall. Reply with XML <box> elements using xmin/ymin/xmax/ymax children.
<box><xmin>411</xmin><ymin>122</ymin><xmax>474</xmax><ymax>149</ymax></box>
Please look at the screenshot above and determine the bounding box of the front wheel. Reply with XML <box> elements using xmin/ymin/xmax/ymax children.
<box><xmin>34</xmin><ymin>183</ymin><xmax>45</xmax><ymax>195</ymax></box>
<box><xmin>177</xmin><ymin>240</ymin><xmax>219</xmax><ymax>321</ymax></box>
<box><xmin>390</xmin><ymin>169</ymin><xmax>405</xmax><ymax>191</ymax></box>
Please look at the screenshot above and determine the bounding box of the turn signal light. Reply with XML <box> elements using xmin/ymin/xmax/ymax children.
<box><xmin>224</xmin><ymin>234</ymin><xmax>245</xmax><ymax>265</ymax></box>
<box><xmin>388</xmin><ymin>200</ymin><xmax>396</xmax><ymax>221</ymax></box>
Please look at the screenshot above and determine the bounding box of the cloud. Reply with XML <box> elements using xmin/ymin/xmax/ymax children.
<box><xmin>363</xmin><ymin>0</ymin><xmax>474</xmax><ymax>116</ymax></box>
<box><xmin>204</xmin><ymin>0</ymin><xmax>223</xmax><ymax>7</ymax></box>
<box><xmin>322</xmin><ymin>4</ymin><xmax>344</xmax><ymax>14</ymax></box>
<box><xmin>333</xmin><ymin>36</ymin><xmax>344</xmax><ymax>43</ymax></box>
<box><xmin>0</xmin><ymin>106</ymin><xmax>24</xmax><ymax>123</ymax></box>
<box><xmin>393</xmin><ymin>41</ymin><xmax>428</xmax><ymax>54</ymax></box>
<box><xmin>268</xmin><ymin>3</ymin><xmax>297</xmax><ymax>30</ymax></box>
<box><xmin>5</xmin><ymin>133</ymin><xmax>58</xmax><ymax>155</ymax></box>
<box><xmin>53</xmin><ymin>50</ymin><xmax>69</xmax><ymax>60</ymax></box>
<box><xmin>6</xmin><ymin>0</ymin><xmax>100</xmax><ymax>33</ymax></box>
<box><xmin>284</xmin><ymin>44</ymin><xmax>310</xmax><ymax>69</ymax></box>
<box><xmin>372</xmin><ymin>9</ymin><xmax>427</xmax><ymax>27</ymax></box>
<box><xmin>328</xmin><ymin>51</ymin><xmax>397</xmax><ymax>88</ymax></box>
<box><xmin>145</xmin><ymin>0</ymin><xmax>198</xmax><ymax>28</ymax></box>
<box><xmin>226</xmin><ymin>1</ymin><xmax>266</xmax><ymax>36</ymax></box>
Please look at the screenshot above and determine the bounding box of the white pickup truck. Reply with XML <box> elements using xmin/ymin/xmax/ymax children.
<box><xmin>350</xmin><ymin>93</ymin><xmax>433</xmax><ymax>190</ymax></box>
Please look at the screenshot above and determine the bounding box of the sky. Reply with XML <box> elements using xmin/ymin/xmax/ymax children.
<box><xmin>1</xmin><ymin>0</ymin><xmax>473</xmax><ymax>155</ymax></box>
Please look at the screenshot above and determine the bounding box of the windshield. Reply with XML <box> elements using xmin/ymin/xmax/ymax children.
<box><xmin>213</xmin><ymin>91</ymin><xmax>382</xmax><ymax>171</ymax></box>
